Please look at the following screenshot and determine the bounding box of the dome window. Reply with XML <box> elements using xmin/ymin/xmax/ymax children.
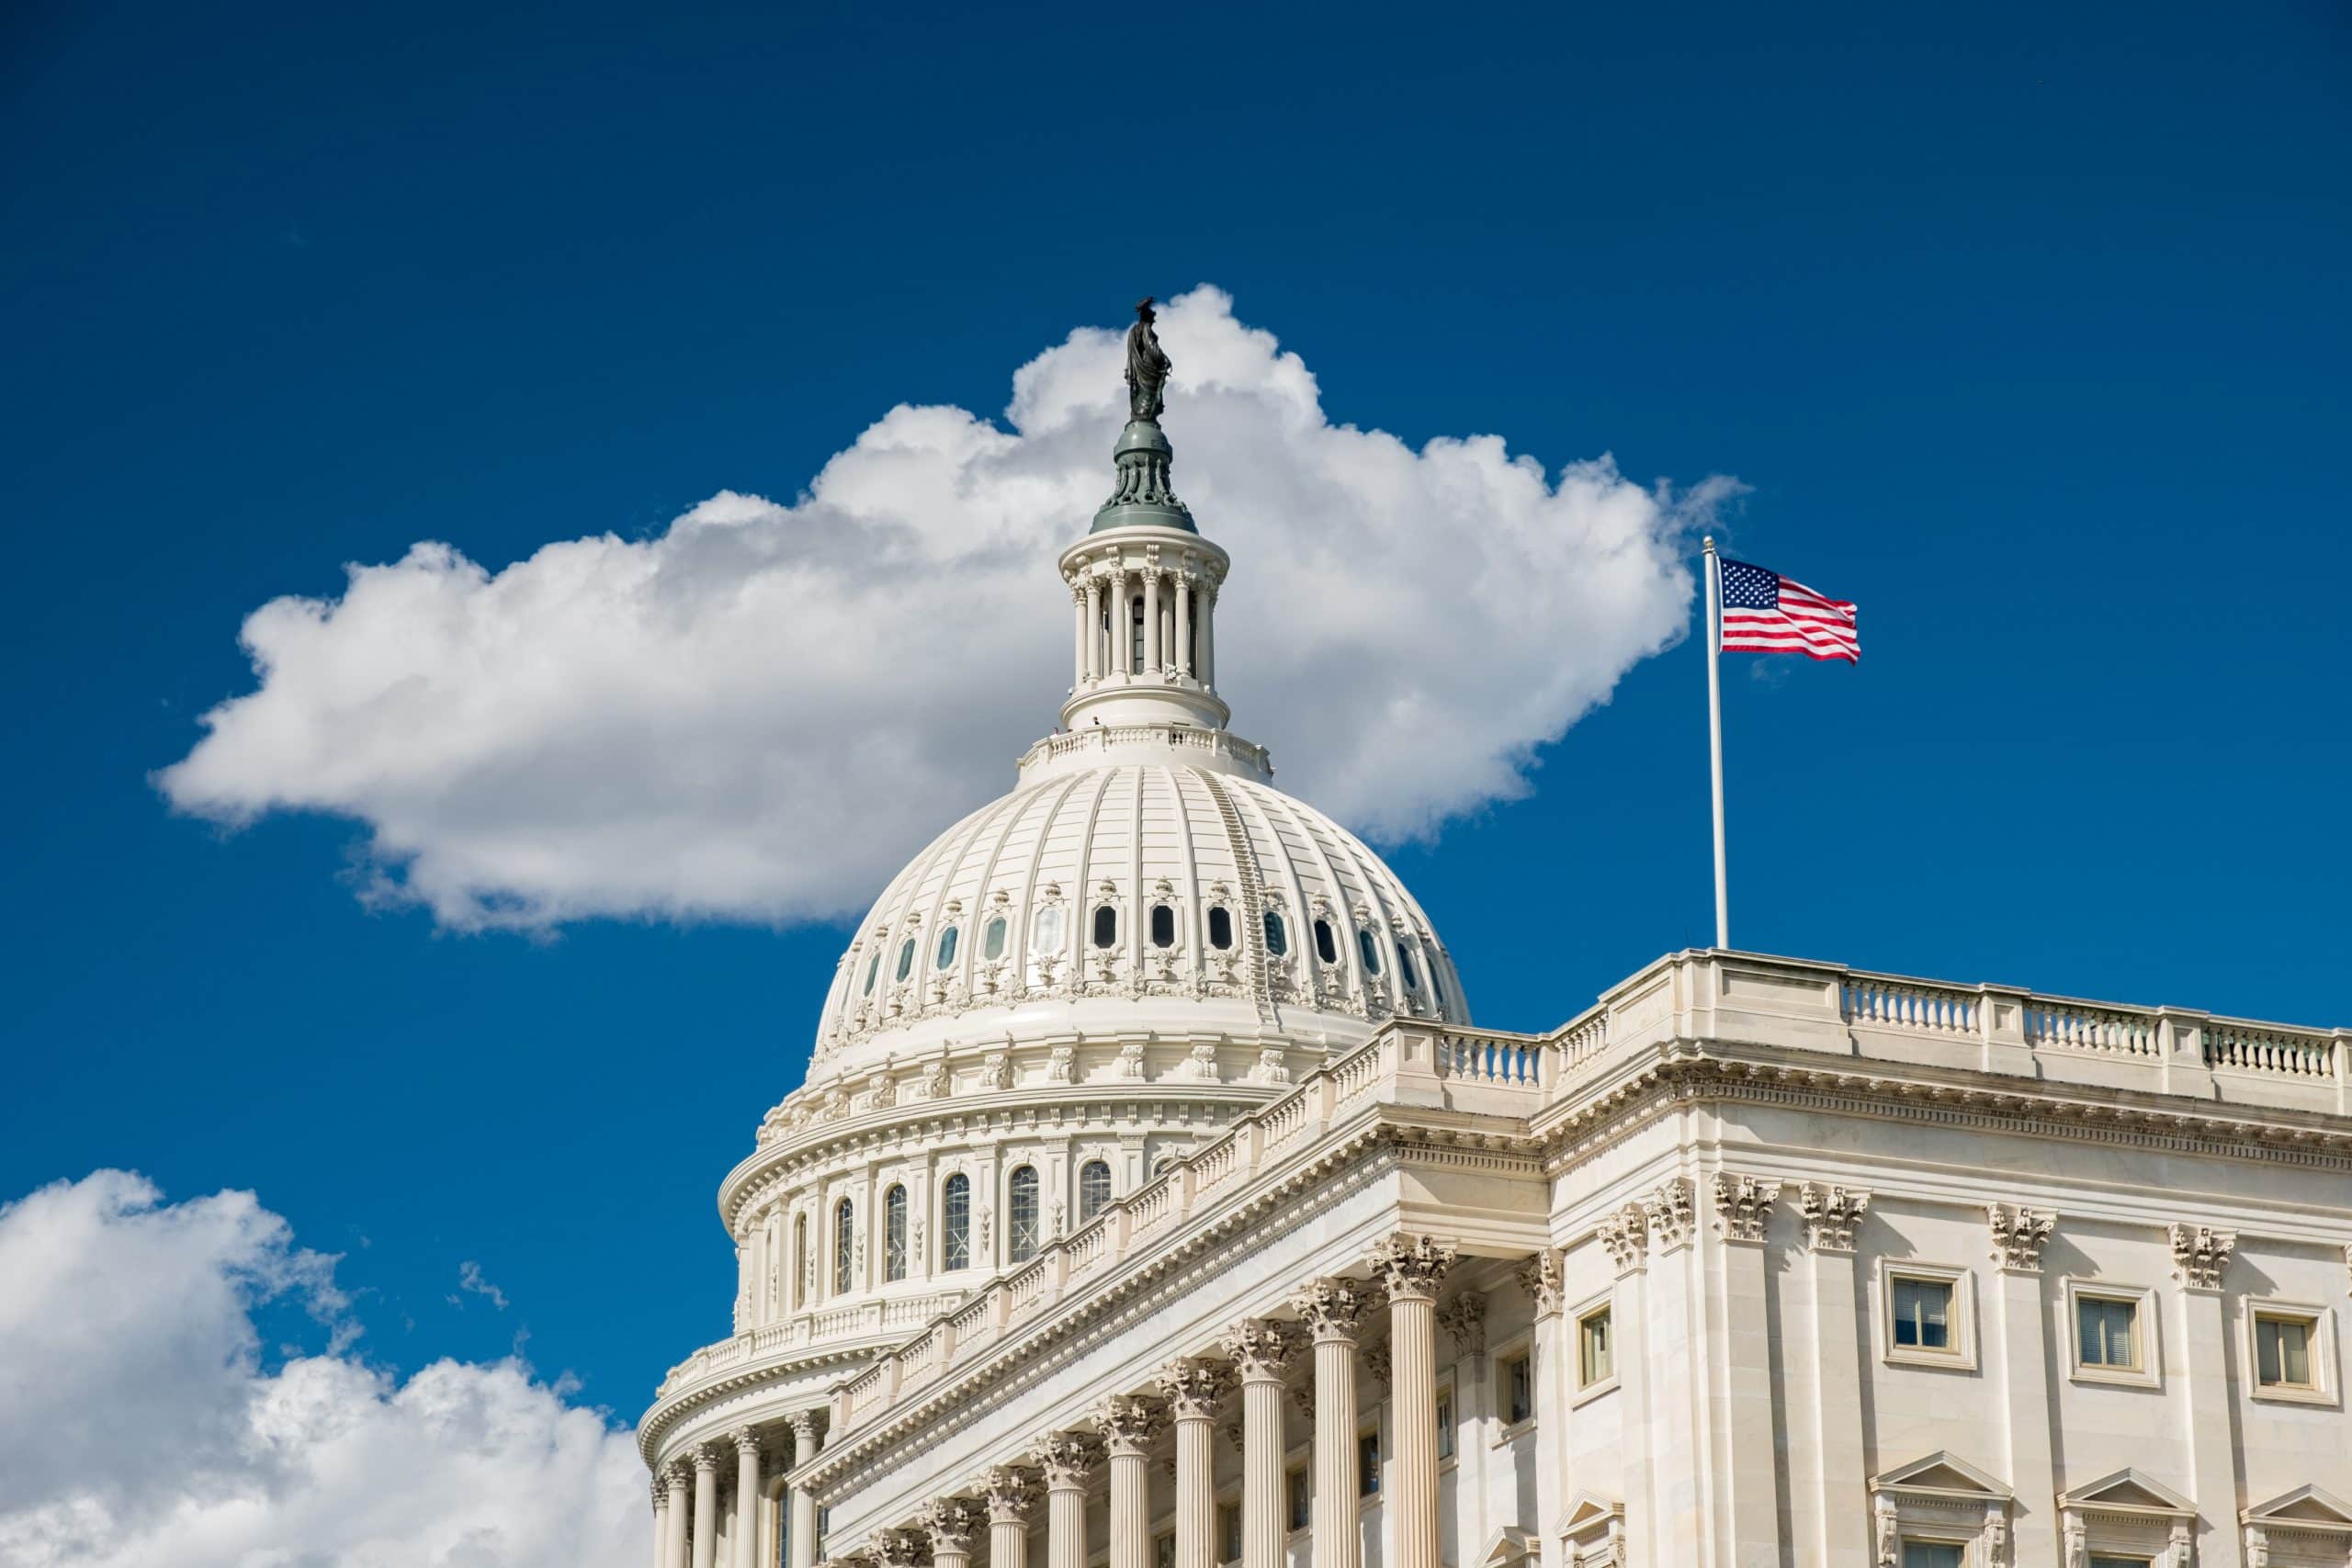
<box><xmin>941</xmin><ymin>1174</ymin><xmax>971</xmax><ymax>1271</ymax></box>
<box><xmin>864</xmin><ymin>950</ymin><xmax>881</xmax><ymax>996</ymax></box>
<box><xmin>1008</xmin><ymin>1167</ymin><xmax>1040</xmax><ymax>1262</ymax></box>
<box><xmin>1092</xmin><ymin>905</ymin><xmax>1118</xmax><ymax>950</ymax></box>
<box><xmin>935</xmin><ymin>927</ymin><xmax>958</xmax><ymax>970</ymax></box>
<box><xmin>1034</xmin><ymin>905</ymin><xmax>1064</xmax><ymax>954</ymax></box>
<box><xmin>1396</xmin><ymin>942</ymin><xmax>1419</xmax><ymax>991</ymax></box>
<box><xmin>895</xmin><ymin>938</ymin><xmax>916</xmax><ymax>983</ymax></box>
<box><xmin>833</xmin><ymin>1198</ymin><xmax>854</xmax><ymax>1294</ymax></box>
<box><xmin>1149</xmin><ymin>904</ymin><xmax>1176</xmax><ymax>949</ymax></box>
<box><xmin>1079</xmin><ymin>1159</ymin><xmax>1113</xmax><ymax>1222</ymax></box>
<box><xmin>1429</xmin><ymin>964</ymin><xmax>1445</xmax><ymax>1010</ymax></box>
<box><xmin>982</xmin><ymin>916</ymin><xmax>1007</xmax><ymax>961</ymax></box>
<box><xmin>1313</xmin><ymin>919</ymin><xmax>1339</xmax><ymax>965</ymax></box>
<box><xmin>883</xmin><ymin>1185</ymin><xmax>908</xmax><ymax>1282</ymax></box>
<box><xmin>1357</xmin><ymin>928</ymin><xmax>1382</xmax><ymax>975</ymax></box>
<box><xmin>1207</xmin><ymin>907</ymin><xmax>1234</xmax><ymax>951</ymax></box>
<box><xmin>1263</xmin><ymin>911</ymin><xmax>1288</xmax><ymax>957</ymax></box>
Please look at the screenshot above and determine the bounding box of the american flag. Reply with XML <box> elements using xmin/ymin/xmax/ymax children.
<box><xmin>1718</xmin><ymin>558</ymin><xmax>1860</xmax><ymax>663</ymax></box>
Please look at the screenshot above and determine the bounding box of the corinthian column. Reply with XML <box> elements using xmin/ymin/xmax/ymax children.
<box><xmin>653</xmin><ymin>1476</ymin><xmax>671</xmax><ymax>1568</ymax></box>
<box><xmin>1036</xmin><ymin>1433</ymin><xmax>1101</xmax><ymax>1568</ymax></box>
<box><xmin>1098</xmin><ymin>1394</ymin><xmax>1168</xmax><ymax>1568</ymax></box>
<box><xmin>1221</xmin><ymin>1319</ymin><xmax>1301</xmax><ymax>1568</ymax></box>
<box><xmin>1084</xmin><ymin>574</ymin><xmax>1103</xmax><ymax>682</ymax></box>
<box><xmin>786</xmin><ymin>1412</ymin><xmax>823</xmax><ymax>1568</ymax></box>
<box><xmin>1371</xmin><ymin>1236</ymin><xmax>1457</xmax><ymax>1568</ymax></box>
<box><xmin>1291</xmin><ymin>1278</ymin><xmax>1374</xmax><ymax>1568</ymax></box>
<box><xmin>692</xmin><ymin>1445</ymin><xmax>723</xmax><ymax>1568</ymax></box>
<box><xmin>1159</xmin><ymin>1358</ymin><xmax>1234</xmax><ymax>1568</ymax></box>
<box><xmin>984</xmin><ymin>1466</ymin><xmax>1037</xmax><ymax>1568</ymax></box>
<box><xmin>723</xmin><ymin>1429</ymin><xmax>762</xmax><ymax>1568</ymax></box>
<box><xmin>1144</xmin><ymin>563</ymin><xmax>1163</xmax><ymax>673</ymax></box>
<box><xmin>663</xmin><ymin>1462</ymin><xmax>693</xmax><ymax>1568</ymax></box>
<box><xmin>921</xmin><ymin>1499</ymin><xmax>982</xmax><ymax>1568</ymax></box>
<box><xmin>1173</xmin><ymin>571</ymin><xmax>1193</xmax><ymax>675</ymax></box>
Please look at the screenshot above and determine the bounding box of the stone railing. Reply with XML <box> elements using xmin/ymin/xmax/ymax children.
<box><xmin>656</xmin><ymin>1291</ymin><xmax>963</xmax><ymax>1400</ymax></box>
<box><xmin>1015</xmin><ymin>723</ymin><xmax>1272</xmax><ymax>779</ymax></box>
<box><xmin>827</xmin><ymin>1021</ymin><xmax>1557</xmax><ymax>1433</ymax></box>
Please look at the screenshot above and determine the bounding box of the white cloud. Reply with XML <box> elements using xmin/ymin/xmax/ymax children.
<box><xmin>458</xmin><ymin>1260</ymin><xmax>508</xmax><ymax>1311</ymax></box>
<box><xmin>0</xmin><ymin>1172</ymin><xmax>642</xmax><ymax>1568</ymax></box>
<box><xmin>158</xmin><ymin>286</ymin><xmax>1731</xmax><ymax>931</ymax></box>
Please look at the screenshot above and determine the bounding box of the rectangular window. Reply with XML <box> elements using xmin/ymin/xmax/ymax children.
<box><xmin>1434</xmin><ymin>1389</ymin><xmax>1453</xmax><ymax>1461</ymax></box>
<box><xmin>2089</xmin><ymin>1558</ymin><xmax>2154</xmax><ymax>1568</ymax></box>
<box><xmin>1502</xmin><ymin>1352</ymin><xmax>1533</xmax><ymax>1425</ymax></box>
<box><xmin>1287</xmin><ymin>1466</ymin><xmax>1310</xmax><ymax>1531</ymax></box>
<box><xmin>1901</xmin><ymin>1545</ymin><xmax>1964</xmax><ymax>1568</ymax></box>
<box><xmin>1357</xmin><ymin>1427</ymin><xmax>1381</xmax><ymax>1496</ymax></box>
<box><xmin>1154</xmin><ymin>1532</ymin><xmax>1174</xmax><ymax>1568</ymax></box>
<box><xmin>1891</xmin><ymin>1277</ymin><xmax>1953</xmax><ymax>1350</ymax></box>
<box><xmin>2077</xmin><ymin>1295</ymin><xmax>2140</xmax><ymax>1370</ymax></box>
<box><xmin>2256</xmin><ymin>1312</ymin><xmax>2316</xmax><ymax>1389</ymax></box>
<box><xmin>1578</xmin><ymin>1305</ymin><xmax>1614</xmax><ymax>1386</ymax></box>
<box><xmin>1217</xmin><ymin>1502</ymin><xmax>1242</xmax><ymax>1562</ymax></box>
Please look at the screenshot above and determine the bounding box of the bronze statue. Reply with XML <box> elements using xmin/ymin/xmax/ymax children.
<box><xmin>1125</xmin><ymin>297</ymin><xmax>1170</xmax><ymax>423</ymax></box>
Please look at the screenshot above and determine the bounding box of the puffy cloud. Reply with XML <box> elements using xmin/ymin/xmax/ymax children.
<box><xmin>0</xmin><ymin>1172</ymin><xmax>642</xmax><ymax>1568</ymax></box>
<box><xmin>159</xmin><ymin>286</ymin><xmax>1730</xmax><ymax>930</ymax></box>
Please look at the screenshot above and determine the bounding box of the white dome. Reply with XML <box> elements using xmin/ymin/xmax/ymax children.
<box><xmin>814</xmin><ymin>750</ymin><xmax>1466</xmax><ymax>1075</ymax></box>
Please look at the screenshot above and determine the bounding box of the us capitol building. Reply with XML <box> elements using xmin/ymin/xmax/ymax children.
<box><xmin>640</xmin><ymin>304</ymin><xmax>2352</xmax><ymax>1568</ymax></box>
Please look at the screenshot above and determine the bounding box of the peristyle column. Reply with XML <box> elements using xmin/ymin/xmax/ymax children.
<box><xmin>1084</xmin><ymin>574</ymin><xmax>1103</xmax><ymax>682</ymax></box>
<box><xmin>984</xmin><ymin>1465</ymin><xmax>1037</xmax><ymax>1568</ymax></box>
<box><xmin>1221</xmin><ymin>1318</ymin><xmax>1302</xmax><ymax>1568</ymax></box>
<box><xmin>1371</xmin><ymin>1235</ymin><xmax>1457</xmax><ymax>1568</ymax></box>
<box><xmin>691</xmin><ymin>1445</ymin><xmax>722</xmax><ymax>1568</ymax></box>
<box><xmin>1173</xmin><ymin>571</ymin><xmax>1193</xmax><ymax>675</ymax></box>
<box><xmin>652</xmin><ymin>1477</ymin><xmax>671</xmax><ymax>1568</ymax></box>
<box><xmin>1098</xmin><ymin>1394</ymin><xmax>1167</xmax><ymax>1568</ymax></box>
<box><xmin>1144</xmin><ymin>563</ymin><xmax>1162</xmax><ymax>672</ymax></box>
<box><xmin>786</xmin><ymin>1411</ymin><xmax>823</xmax><ymax>1568</ymax></box>
<box><xmin>663</xmin><ymin>1462</ymin><xmax>693</xmax><ymax>1568</ymax></box>
<box><xmin>920</xmin><ymin>1498</ymin><xmax>983</xmax><ymax>1568</ymax></box>
<box><xmin>729</xmin><ymin>1428</ymin><xmax>763</xmax><ymax>1568</ymax></box>
<box><xmin>1291</xmin><ymin>1277</ymin><xmax>1374</xmax><ymax>1568</ymax></box>
<box><xmin>1036</xmin><ymin>1432</ymin><xmax>1101</xmax><ymax>1568</ymax></box>
<box><xmin>1159</xmin><ymin>1358</ymin><xmax>1233</xmax><ymax>1568</ymax></box>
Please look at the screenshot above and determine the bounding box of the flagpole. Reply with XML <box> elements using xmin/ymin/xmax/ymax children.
<box><xmin>1703</xmin><ymin>536</ymin><xmax>1729</xmax><ymax>949</ymax></box>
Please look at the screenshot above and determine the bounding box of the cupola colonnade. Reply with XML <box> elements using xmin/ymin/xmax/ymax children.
<box><xmin>1058</xmin><ymin>533</ymin><xmax>1229</xmax><ymax>734</ymax></box>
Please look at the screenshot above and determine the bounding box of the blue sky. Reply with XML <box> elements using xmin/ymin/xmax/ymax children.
<box><xmin>6</xmin><ymin>0</ymin><xmax>2348</xmax><ymax>1463</ymax></box>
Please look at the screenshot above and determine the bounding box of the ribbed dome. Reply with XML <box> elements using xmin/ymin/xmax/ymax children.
<box><xmin>813</xmin><ymin>759</ymin><xmax>1465</xmax><ymax>1074</ymax></box>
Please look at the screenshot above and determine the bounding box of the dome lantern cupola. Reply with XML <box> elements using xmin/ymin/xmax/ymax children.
<box><xmin>1054</xmin><ymin>296</ymin><xmax>1237</xmax><ymax>742</ymax></box>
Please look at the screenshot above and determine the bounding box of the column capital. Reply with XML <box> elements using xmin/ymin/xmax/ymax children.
<box><xmin>788</xmin><ymin>1409</ymin><xmax>826</xmax><ymax>1450</ymax></box>
<box><xmin>1094</xmin><ymin>1393</ymin><xmax>1169</xmax><ymax>1457</ymax></box>
<box><xmin>663</xmin><ymin>1459</ymin><xmax>694</xmax><ymax>1490</ymax></box>
<box><xmin>1288</xmin><ymin>1277</ymin><xmax>1374</xmax><ymax>1343</ymax></box>
<box><xmin>1434</xmin><ymin>1291</ymin><xmax>1487</xmax><ymax>1357</ymax></box>
<box><xmin>874</xmin><ymin>1528</ymin><xmax>928</xmax><ymax>1568</ymax></box>
<box><xmin>1711</xmin><ymin>1171</ymin><xmax>1785</xmax><ymax>1245</ymax></box>
<box><xmin>1219</xmin><ymin>1317</ymin><xmax>1304</xmax><ymax>1382</ymax></box>
<box><xmin>1643</xmin><ymin>1177</ymin><xmax>1697</xmax><ymax>1251</ymax></box>
<box><xmin>1157</xmin><ymin>1356</ymin><xmax>1235</xmax><ymax>1420</ymax></box>
<box><xmin>653</xmin><ymin>1475</ymin><xmax>669</xmax><ymax>1511</ymax></box>
<box><xmin>731</xmin><ymin>1426</ymin><xmax>763</xmax><ymax>1457</ymax></box>
<box><xmin>1596</xmin><ymin>1205</ymin><xmax>1648</xmax><ymax>1277</ymax></box>
<box><xmin>1031</xmin><ymin>1430</ymin><xmax>1102</xmax><ymax>1489</ymax></box>
<box><xmin>1986</xmin><ymin>1202</ymin><xmax>2055</xmax><ymax>1272</ymax></box>
<box><xmin>693</xmin><ymin>1442</ymin><xmax>726</xmax><ymax>1474</ymax></box>
<box><xmin>1513</xmin><ymin>1247</ymin><xmax>1566</xmax><ymax>1316</ymax></box>
<box><xmin>2168</xmin><ymin>1222</ymin><xmax>2236</xmax><ymax>1292</ymax></box>
<box><xmin>918</xmin><ymin>1497</ymin><xmax>983</xmax><ymax>1552</ymax></box>
<box><xmin>980</xmin><ymin>1465</ymin><xmax>1038</xmax><ymax>1524</ymax></box>
<box><xmin>1367</xmin><ymin>1233</ymin><xmax>1457</xmax><ymax>1303</ymax></box>
<box><xmin>1798</xmin><ymin>1182</ymin><xmax>1870</xmax><ymax>1254</ymax></box>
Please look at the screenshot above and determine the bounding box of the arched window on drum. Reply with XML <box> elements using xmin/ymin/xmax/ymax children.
<box><xmin>1079</xmin><ymin>1160</ymin><xmax>1113</xmax><ymax>1222</ymax></box>
<box><xmin>942</xmin><ymin>1174</ymin><xmax>971</xmax><ymax>1271</ymax></box>
<box><xmin>832</xmin><ymin>1198</ymin><xmax>854</xmax><ymax>1294</ymax></box>
<box><xmin>1008</xmin><ymin>1167</ymin><xmax>1041</xmax><ymax>1262</ymax></box>
<box><xmin>884</xmin><ymin>1184</ymin><xmax>908</xmax><ymax>1282</ymax></box>
<box><xmin>792</xmin><ymin>1213</ymin><xmax>808</xmax><ymax>1311</ymax></box>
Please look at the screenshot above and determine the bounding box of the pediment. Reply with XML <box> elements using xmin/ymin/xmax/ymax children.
<box><xmin>1557</xmin><ymin>1491</ymin><xmax>1624</xmax><ymax>1539</ymax></box>
<box><xmin>1477</xmin><ymin>1527</ymin><xmax>1538</xmax><ymax>1566</ymax></box>
<box><xmin>1872</xmin><ymin>1451</ymin><xmax>2011</xmax><ymax>1499</ymax></box>
<box><xmin>2245</xmin><ymin>1485</ymin><xmax>2352</xmax><ymax>1529</ymax></box>
<box><xmin>2059</xmin><ymin>1468</ymin><xmax>2197</xmax><ymax>1518</ymax></box>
